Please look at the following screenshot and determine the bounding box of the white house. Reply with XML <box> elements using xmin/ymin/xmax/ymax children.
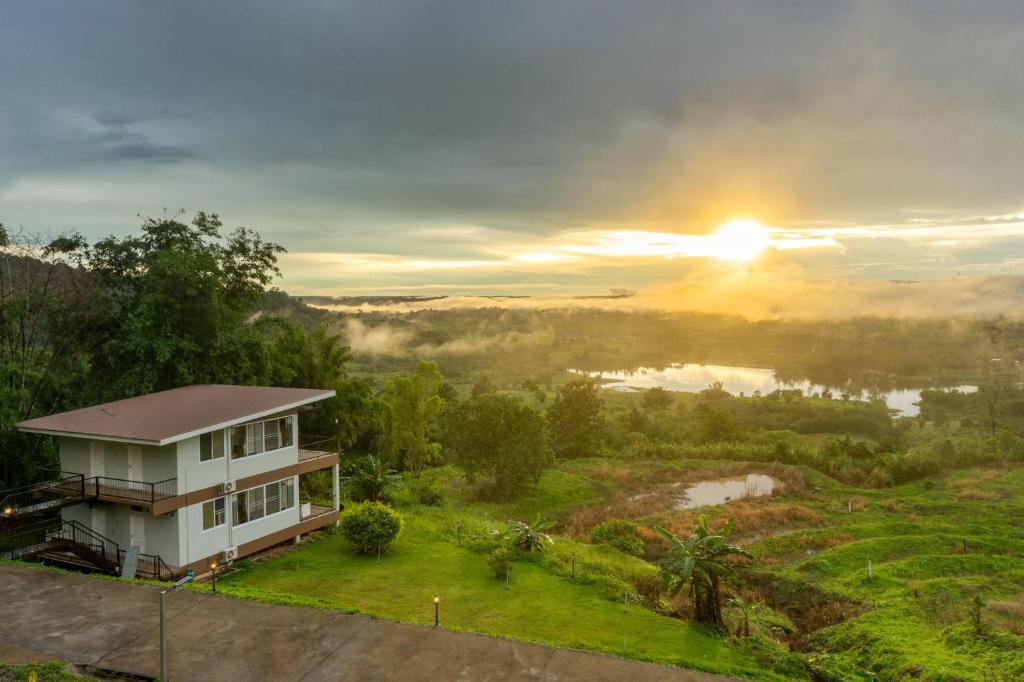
<box><xmin>7</xmin><ymin>384</ymin><xmax>340</xmax><ymax>579</ymax></box>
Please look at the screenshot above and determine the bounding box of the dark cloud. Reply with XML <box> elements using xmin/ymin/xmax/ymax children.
<box><xmin>1</xmin><ymin>1</ymin><xmax>1022</xmax><ymax>292</ymax></box>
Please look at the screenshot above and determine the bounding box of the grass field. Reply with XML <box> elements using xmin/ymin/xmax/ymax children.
<box><xmin>212</xmin><ymin>460</ymin><xmax>1024</xmax><ymax>681</ymax></box>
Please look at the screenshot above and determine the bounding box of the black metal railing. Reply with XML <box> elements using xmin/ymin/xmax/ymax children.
<box><xmin>1</xmin><ymin>518</ymin><xmax>119</xmax><ymax>571</ymax></box>
<box><xmin>91</xmin><ymin>476</ymin><xmax>177</xmax><ymax>504</ymax></box>
<box><xmin>0</xmin><ymin>472</ymin><xmax>85</xmax><ymax>519</ymax></box>
<box><xmin>118</xmin><ymin>548</ymin><xmax>176</xmax><ymax>581</ymax></box>
<box><xmin>1</xmin><ymin>516</ymin><xmax>63</xmax><ymax>558</ymax></box>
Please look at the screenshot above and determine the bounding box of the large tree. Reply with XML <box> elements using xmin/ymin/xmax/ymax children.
<box><xmin>380</xmin><ymin>360</ymin><xmax>447</xmax><ymax>474</ymax></box>
<box><xmin>546</xmin><ymin>380</ymin><xmax>604</xmax><ymax>458</ymax></box>
<box><xmin>444</xmin><ymin>393</ymin><xmax>551</xmax><ymax>497</ymax></box>
<box><xmin>53</xmin><ymin>211</ymin><xmax>284</xmax><ymax>399</ymax></box>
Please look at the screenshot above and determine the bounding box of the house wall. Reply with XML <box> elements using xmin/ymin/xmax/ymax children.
<box><xmin>58</xmin><ymin>437</ymin><xmax>176</xmax><ymax>483</ymax></box>
<box><xmin>178</xmin><ymin>474</ymin><xmax>300</xmax><ymax>565</ymax></box>
<box><xmin>54</xmin><ymin>413</ymin><xmax>316</xmax><ymax>570</ymax></box>
<box><xmin>175</xmin><ymin>414</ymin><xmax>298</xmax><ymax>494</ymax></box>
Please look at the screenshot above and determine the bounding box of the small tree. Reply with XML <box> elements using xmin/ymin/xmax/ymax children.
<box><xmin>547</xmin><ymin>380</ymin><xmax>604</xmax><ymax>459</ymax></box>
<box><xmin>443</xmin><ymin>393</ymin><xmax>551</xmax><ymax>497</ymax></box>
<box><xmin>339</xmin><ymin>502</ymin><xmax>403</xmax><ymax>554</ymax></box>
<box><xmin>656</xmin><ymin>516</ymin><xmax>752</xmax><ymax>629</ymax></box>
<box><xmin>641</xmin><ymin>387</ymin><xmax>673</xmax><ymax>411</ymax></box>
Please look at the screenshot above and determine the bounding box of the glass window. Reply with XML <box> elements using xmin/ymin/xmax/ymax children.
<box><xmin>283</xmin><ymin>478</ymin><xmax>295</xmax><ymax>509</ymax></box>
<box><xmin>233</xmin><ymin>491</ymin><xmax>248</xmax><ymax>524</ymax></box>
<box><xmin>230</xmin><ymin>426</ymin><xmax>246</xmax><ymax>459</ymax></box>
<box><xmin>200</xmin><ymin>431</ymin><xmax>225</xmax><ymax>461</ymax></box>
<box><xmin>280</xmin><ymin>417</ymin><xmax>293</xmax><ymax>448</ymax></box>
<box><xmin>203</xmin><ymin>497</ymin><xmax>225</xmax><ymax>530</ymax></box>
<box><xmin>246</xmin><ymin>422</ymin><xmax>265</xmax><ymax>456</ymax></box>
<box><xmin>265</xmin><ymin>481</ymin><xmax>281</xmax><ymax>515</ymax></box>
<box><xmin>247</xmin><ymin>486</ymin><xmax>265</xmax><ymax>521</ymax></box>
<box><xmin>264</xmin><ymin>419</ymin><xmax>280</xmax><ymax>451</ymax></box>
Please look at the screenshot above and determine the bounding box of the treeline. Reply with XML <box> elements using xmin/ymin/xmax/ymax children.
<box><xmin>0</xmin><ymin>215</ymin><xmax>377</xmax><ymax>488</ymax></box>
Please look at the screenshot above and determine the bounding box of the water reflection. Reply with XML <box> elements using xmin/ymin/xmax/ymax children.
<box><xmin>675</xmin><ymin>474</ymin><xmax>777</xmax><ymax>510</ymax></box>
<box><xmin>569</xmin><ymin>363</ymin><xmax>977</xmax><ymax>417</ymax></box>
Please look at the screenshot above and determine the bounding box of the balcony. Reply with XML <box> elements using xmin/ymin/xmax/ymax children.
<box><xmin>298</xmin><ymin>437</ymin><xmax>338</xmax><ymax>464</ymax></box>
<box><xmin>89</xmin><ymin>476</ymin><xmax>177</xmax><ymax>506</ymax></box>
<box><xmin>1</xmin><ymin>473</ymin><xmax>177</xmax><ymax>520</ymax></box>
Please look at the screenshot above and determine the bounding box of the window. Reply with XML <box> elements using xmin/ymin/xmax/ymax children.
<box><xmin>232</xmin><ymin>490</ymin><xmax>248</xmax><ymax>525</ymax></box>
<box><xmin>230</xmin><ymin>416</ymin><xmax>294</xmax><ymax>459</ymax></box>
<box><xmin>264</xmin><ymin>419</ymin><xmax>280</xmax><ymax>451</ymax></box>
<box><xmin>231</xmin><ymin>479</ymin><xmax>295</xmax><ymax>526</ymax></box>
<box><xmin>279</xmin><ymin>417</ymin><xmax>294</xmax><ymax>448</ymax></box>
<box><xmin>200</xmin><ymin>431</ymin><xmax>225</xmax><ymax>461</ymax></box>
<box><xmin>203</xmin><ymin>497</ymin><xmax>225</xmax><ymax>530</ymax></box>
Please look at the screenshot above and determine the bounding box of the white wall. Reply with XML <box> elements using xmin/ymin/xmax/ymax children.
<box><xmin>178</xmin><ymin>474</ymin><xmax>300</xmax><ymax>565</ymax></box>
<box><xmin>176</xmin><ymin>415</ymin><xmax>298</xmax><ymax>494</ymax></box>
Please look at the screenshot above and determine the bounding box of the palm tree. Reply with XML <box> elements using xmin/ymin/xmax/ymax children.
<box><xmin>655</xmin><ymin>516</ymin><xmax>753</xmax><ymax>629</ymax></box>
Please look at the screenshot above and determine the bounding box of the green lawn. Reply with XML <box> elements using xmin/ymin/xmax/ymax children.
<box><xmin>212</xmin><ymin>461</ymin><xmax>1024</xmax><ymax>681</ymax></box>
<box><xmin>214</xmin><ymin>509</ymin><xmax>789</xmax><ymax>680</ymax></box>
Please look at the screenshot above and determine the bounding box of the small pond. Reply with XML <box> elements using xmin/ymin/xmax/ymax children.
<box><xmin>673</xmin><ymin>473</ymin><xmax>777</xmax><ymax>510</ymax></box>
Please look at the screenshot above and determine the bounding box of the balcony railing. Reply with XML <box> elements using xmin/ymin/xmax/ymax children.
<box><xmin>298</xmin><ymin>437</ymin><xmax>338</xmax><ymax>462</ymax></box>
<box><xmin>1</xmin><ymin>472</ymin><xmax>86</xmax><ymax>519</ymax></box>
<box><xmin>91</xmin><ymin>476</ymin><xmax>178</xmax><ymax>505</ymax></box>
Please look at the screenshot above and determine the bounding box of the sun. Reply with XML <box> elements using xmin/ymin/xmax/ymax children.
<box><xmin>708</xmin><ymin>218</ymin><xmax>772</xmax><ymax>263</ymax></box>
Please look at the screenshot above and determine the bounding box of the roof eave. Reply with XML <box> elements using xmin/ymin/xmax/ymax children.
<box><xmin>16</xmin><ymin>389</ymin><xmax>337</xmax><ymax>446</ymax></box>
<box><xmin>156</xmin><ymin>389</ymin><xmax>336</xmax><ymax>445</ymax></box>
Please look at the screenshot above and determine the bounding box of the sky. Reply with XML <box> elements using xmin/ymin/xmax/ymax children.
<box><xmin>2</xmin><ymin>1</ymin><xmax>1023</xmax><ymax>301</ymax></box>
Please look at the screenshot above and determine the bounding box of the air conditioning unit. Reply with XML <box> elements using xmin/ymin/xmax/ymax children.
<box><xmin>221</xmin><ymin>546</ymin><xmax>238</xmax><ymax>562</ymax></box>
<box><xmin>220</xmin><ymin>480</ymin><xmax>237</xmax><ymax>494</ymax></box>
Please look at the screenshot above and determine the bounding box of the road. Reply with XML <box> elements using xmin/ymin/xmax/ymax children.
<box><xmin>0</xmin><ymin>562</ymin><xmax>743</xmax><ymax>681</ymax></box>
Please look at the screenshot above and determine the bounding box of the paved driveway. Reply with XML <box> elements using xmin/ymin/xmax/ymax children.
<box><xmin>0</xmin><ymin>563</ymin><xmax>742</xmax><ymax>681</ymax></box>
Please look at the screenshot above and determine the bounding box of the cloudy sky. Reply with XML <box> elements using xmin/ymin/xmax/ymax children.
<box><xmin>2</xmin><ymin>1</ymin><xmax>1023</xmax><ymax>297</ymax></box>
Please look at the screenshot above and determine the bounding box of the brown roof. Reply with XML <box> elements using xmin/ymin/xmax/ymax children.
<box><xmin>16</xmin><ymin>385</ymin><xmax>335</xmax><ymax>445</ymax></box>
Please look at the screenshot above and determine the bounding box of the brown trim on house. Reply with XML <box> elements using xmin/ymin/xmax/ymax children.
<box><xmin>149</xmin><ymin>452</ymin><xmax>339</xmax><ymax>515</ymax></box>
<box><xmin>176</xmin><ymin>510</ymin><xmax>338</xmax><ymax>576</ymax></box>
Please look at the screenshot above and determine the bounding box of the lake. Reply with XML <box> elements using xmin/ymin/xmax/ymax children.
<box><xmin>569</xmin><ymin>363</ymin><xmax>977</xmax><ymax>417</ymax></box>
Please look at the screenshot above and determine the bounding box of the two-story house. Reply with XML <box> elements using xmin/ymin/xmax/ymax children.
<box><xmin>4</xmin><ymin>384</ymin><xmax>340</xmax><ymax>579</ymax></box>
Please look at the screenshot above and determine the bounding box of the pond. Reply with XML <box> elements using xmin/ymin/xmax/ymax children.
<box><xmin>569</xmin><ymin>363</ymin><xmax>977</xmax><ymax>417</ymax></box>
<box><xmin>674</xmin><ymin>474</ymin><xmax>777</xmax><ymax>509</ymax></box>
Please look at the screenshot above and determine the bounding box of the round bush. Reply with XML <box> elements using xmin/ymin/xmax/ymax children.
<box><xmin>590</xmin><ymin>519</ymin><xmax>643</xmax><ymax>557</ymax></box>
<box><xmin>485</xmin><ymin>546</ymin><xmax>513</xmax><ymax>579</ymax></box>
<box><xmin>339</xmin><ymin>502</ymin><xmax>403</xmax><ymax>553</ymax></box>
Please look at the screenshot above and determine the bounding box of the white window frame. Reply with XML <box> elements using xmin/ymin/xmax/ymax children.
<box><xmin>230</xmin><ymin>416</ymin><xmax>295</xmax><ymax>460</ymax></box>
<box><xmin>202</xmin><ymin>497</ymin><xmax>226</xmax><ymax>531</ymax></box>
<box><xmin>200</xmin><ymin>430</ymin><xmax>226</xmax><ymax>462</ymax></box>
<box><xmin>231</xmin><ymin>478</ymin><xmax>296</xmax><ymax>527</ymax></box>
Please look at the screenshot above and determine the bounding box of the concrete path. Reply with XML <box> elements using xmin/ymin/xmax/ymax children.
<box><xmin>0</xmin><ymin>563</ymin><xmax>743</xmax><ymax>681</ymax></box>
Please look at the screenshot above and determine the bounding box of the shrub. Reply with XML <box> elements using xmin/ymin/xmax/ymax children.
<box><xmin>339</xmin><ymin>502</ymin><xmax>403</xmax><ymax>553</ymax></box>
<box><xmin>486</xmin><ymin>546</ymin><xmax>514</xmax><ymax>578</ymax></box>
<box><xmin>590</xmin><ymin>519</ymin><xmax>644</xmax><ymax>557</ymax></box>
<box><xmin>499</xmin><ymin>516</ymin><xmax>555</xmax><ymax>552</ymax></box>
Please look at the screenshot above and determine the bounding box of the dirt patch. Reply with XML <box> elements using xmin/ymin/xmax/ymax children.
<box><xmin>744</xmin><ymin>571</ymin><xmax>868</xmax><ymax>647</ymax></box>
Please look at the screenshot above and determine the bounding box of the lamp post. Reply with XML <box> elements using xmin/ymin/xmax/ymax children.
<box><xmin>160</xmin><ymin>570</ymin><xmax>194</xmax><ymax>681</ymax></box>
<box><xmin>433</xmin><ymin>595</ymin><xmax>439</xmax><ymax>627</ymax></box>
<box><xmin>209</xmin><ymin>561</ymin><xmax>218</xmax><ymax>594</ymax></box>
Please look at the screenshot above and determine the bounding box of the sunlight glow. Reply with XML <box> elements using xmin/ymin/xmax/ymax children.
<box><xmin>707</xmin><ymin>219</ymin><xmax>772</xmax><ymax>262</ymax></box>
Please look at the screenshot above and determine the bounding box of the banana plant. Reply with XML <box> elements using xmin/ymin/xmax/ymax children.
<box><xmin>655</xmin><ymin>515</ymin><xmax>753</xmax><ymax>629</ymax></box>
